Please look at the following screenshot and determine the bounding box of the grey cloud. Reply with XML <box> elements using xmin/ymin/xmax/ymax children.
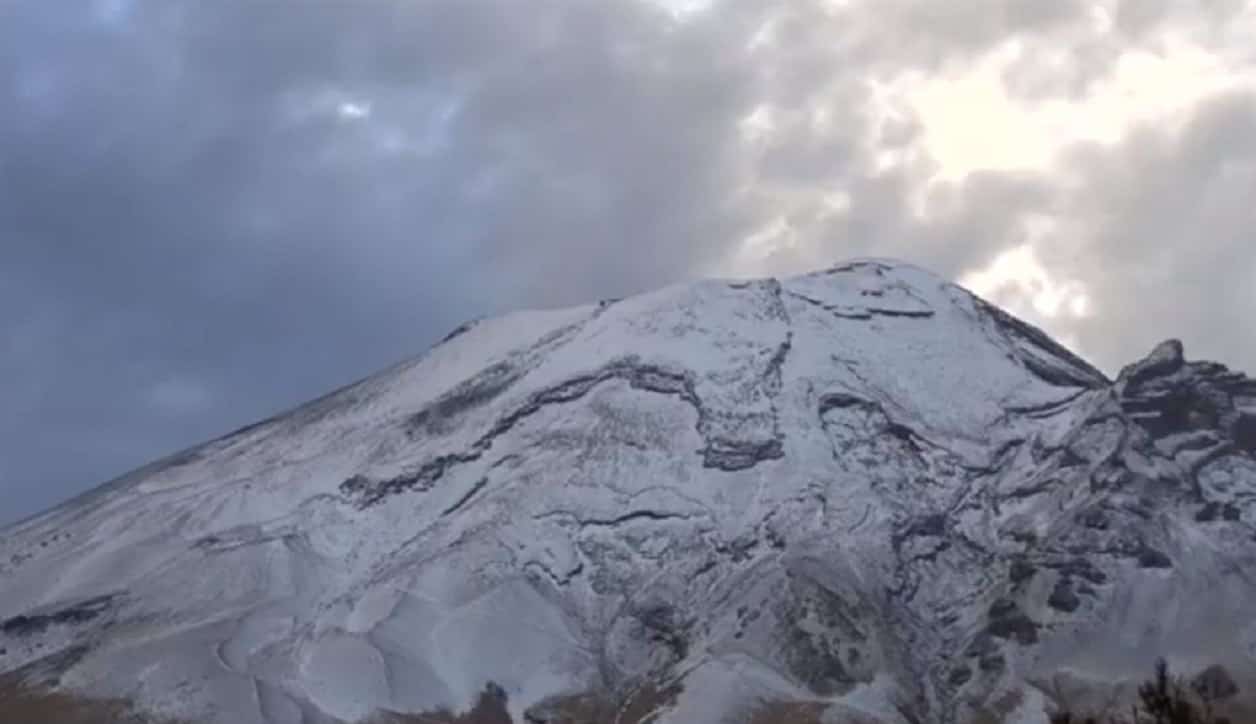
<box><xmin>1112</xmin><ymin>0</ymin><xmax>1250</xmax><ymax>42</ymax></box>
<box><xmin>859</xmin><ymin>89</ymin><xmax>1256</xmax><ymax>377</ymax></box>
<box><xmin>1040</xmin><ymin>90</ymin><xmax>1256</xmax><ymax>372</ymax></box>
<box><xmin>843</xmin><ymin>0</ymin><xmax>1091</xmax><ymax>68</ymax></box>
<box><xmin>1000</xmin><ymin>34</ymin><xmax>1125</xmax><ymax>101</ymax></box>
<box><xmin>1112</xmin><ymin>0</ymin><xmax>1174</xmax><ymax>38</ymax></box>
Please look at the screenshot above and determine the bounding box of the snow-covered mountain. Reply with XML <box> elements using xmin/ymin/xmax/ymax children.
<box><xmin>2</xmin><ymin>259</ymin><xmax>1254</xmax><ymax>724</ymax></box>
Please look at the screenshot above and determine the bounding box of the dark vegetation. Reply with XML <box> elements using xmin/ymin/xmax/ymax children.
<box><xmin>371</xmin><ymin>683</ymin><xmax>512</xmax><ymax>723</ymax></box>
<box><xmin>370</xmin><ymin>680</ymin><xmax>682</xmax><ymax>724</ymax></box>
<box><xmin>0</xmin><ymin>676</ymin><xmax>185</xmax><ymax>724</ymax></box>
<box><xmin>1051</xmin><ymin>659</ymin><xmax>1248</xmax><ymax>724</ymax></box>
<box><xmin>743</xmin><ymin>699</ymin><xmax>829</xmax><ymax>724</ymax></box>
<box><xmin>2</xmin><ymin>657</ymin><xmax>1250</xmax><ymax>723</ymax></box>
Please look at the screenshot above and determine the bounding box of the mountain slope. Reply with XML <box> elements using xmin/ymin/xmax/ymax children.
<box><xmin>2</xmin><ymin>259</ymin><xmax>1253</xmax><ymax>724</ymax></box>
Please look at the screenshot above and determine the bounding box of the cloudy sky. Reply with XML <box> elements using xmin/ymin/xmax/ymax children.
<box><xmin>2</xmin><ymin>0</ymin><xmax>1254</xmax><ymax>524</ymax></box>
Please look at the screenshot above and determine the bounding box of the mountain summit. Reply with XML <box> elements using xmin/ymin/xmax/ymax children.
<box><xmin>2</xmin><ymin>259</ymin><xmax>1254</xmax><ymax>724</ymax></box>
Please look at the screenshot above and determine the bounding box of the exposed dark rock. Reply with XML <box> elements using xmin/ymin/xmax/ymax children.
<box><xmin>973</xmin><ymin>297</ymin><xmax>1109</xmax><ymax>389</ymax></box>
<box><xmin>765</xmin><ymin>525</ymin><xmax>787</xmax><ymax>550</ymax></box>
<box><xmin>948</xmin><ymin>666</ymin><xmax>972</xmax><ymax>687</ymax></box>
<box><xmin>1119</xmin><ymin>339</ymin><xmax>1185</xmax><ymax>387</ymax></box>
<box><xmin>341</xmin><ymin>452</ymin><xmax>480</xmax><ymax>506</ymax></box>
<box><xmin>867</xmin><ymin>306</ymin><xmax>934</xmax><ymax>318</ymax></box>
<box><xmin>986</xmin><ymin>599</ymin><xmax>1039</xmax><ymax>645</ymax></box>
<box><xmin>912</xmin><ymin>514</ymin><xmax>948</xmax><ymax>537</ymax></box>
<box><xmin>1194</xmin><ymin>501</ymin><xmax>1240</xmax><ymax>522</ymax></box>
<box><xmin>964</xmin><ymin>633</ymin><xmax>996</xmax><ymax>659</ymax></box>
<box><xmin>780</xmin><ymin>628</ymin><xmax>857</xmax><ymax>696</ymax></box>
<box><xmin>776</xmin><ymin>578</ymin><xmax>873</xmax><ymax>696</ymax></box>
<box><xmin>1118</xmin><ymin>340</ymin><xmax>1256</xmax><ymax>457</ymax></box>
<box><xmin>440</xmin><ymin>478</ymin><xmax>490</xmax><ymax>517</ymax></box>
<box><xmin>1008</xmin><ymin>559</ymin><xmax>1037</xmax><ymax>585</ymax></box>
<box><xmin>340</xmin><ymin>474</ymin><xmax>371</xmax><ymax>497</ymax></box>
<box><xmin>715</xmin><ymin>534</ymin><xmax>760</xmax><ymax>563</ymax></box>
<box><xmin>1</xmin><ymin>595</ymin><xmax>117</xmax><ymax>637</ymax></box>
<box><xmin>818</xmin><ymin>392</ymin><xmax>871</xmax><ymax>414</ymax></box>
<box><xmin>1006</xmin><ymin>529</ymin><xmax>1039</xmax><ymax>545</ymax></box>
<box><xmin>1196</xmin><ymin>501</ymin><xmax>1223</xmax><ymax>522</ymax></box>
<box><xmin>979</xmin><ymin>654</ymin><xmax>1007</xmax><ymax>673</ymax></box>
<box><xmin>438</xmin><ymin>319</ymin><xmax>479</xmax><ymax>345</ymax></box>
<box><xmin>988</xmin><ymin>599</ymin><xmax>1018</xmax><ymax>619</ymax></box>
<box><xmin>636</xmin><ymin>603</ymin><xmax>690</xmax><ymax>661</ymax></box>
<box><xmin>347</xmin><ymin>356</ymin><xmax>793</xmax><ymax>506</ymax></box>
<box><xmin>1047</xmin><ymin>579</ymin><xmax>1080</xmax><ymax>613</ymax></box>
<box><xmin>1077</xmin><ymin>508</ymin><xmax>1110</xmax><ymax>530</ymax></box>
<box><xmin>1056</xmin><ymin>446</ymin><xmax>1090</xmax><ymax>469</ymax></box>
<box><xmin>1233</xmin><ymin>410</ymin><xmax>1256</xmax><ymax>452</ymax></box>
<box><xmin>1047</xmin><ymin>558</ymin><xmax>1108</xmax><ymax>585</ymax></box>
<box><xmin>576</xmin><ymin>510</ymin><xmax>692</xmax><ymax>528</ymax></box>
<box><xmin>1136</xmin><ymin>547</ymin><xmax>1173</xmax><ymax>569</ymax></box>
<box><xmin>407</xmin><ymin>361</ymin><xmax>522</xmax><ymax>437</ymax></box>
<box><xmin>702</xmin><ymin>437</ymin><xmax>785</xmax><ymax>471</ymax></box>
<box><xmin>786</xmin><ymin>288</ymin><xmax>934</xmax><ymax>321</ymax></box>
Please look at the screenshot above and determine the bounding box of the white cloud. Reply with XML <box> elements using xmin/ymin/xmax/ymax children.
<box><xmin>337</xmin><ymin>101</ymin><xmax>372</xmax><ymax>120</ymax></box>
<box><xmin>960</xmin><ymin>241</ymin><xmax>1096</xmax><ymax>362</ymax></box>
<box><xmin>92</xmin><ymin>0</ymin><xmax>134</xmax><ymax>27</ymax></box>
<box><xmin>897</xmin><ymin>31</ymin><xmax>1256</xmax><ymax>181</ymax></box>
<box><xmin>961</xmin><ymin>242</ymin><xmax>1091</xmax><ymax>319</ymax></box>
<box><xmin>645</xmin><ymin>0</ymin><xmax>719</xmax><ymax>20</ymax></box>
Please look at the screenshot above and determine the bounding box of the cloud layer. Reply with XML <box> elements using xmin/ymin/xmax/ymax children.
<box><xmin>2</xmin><ymin>0</ymin><xmax>1254</xmax><ymax>522</ymax></box>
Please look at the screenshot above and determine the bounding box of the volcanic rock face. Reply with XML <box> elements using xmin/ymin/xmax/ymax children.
<box><xmin>1</xmin><ymin>259</ymin><xmax>1254</xmax><ymax>724</ymax></box>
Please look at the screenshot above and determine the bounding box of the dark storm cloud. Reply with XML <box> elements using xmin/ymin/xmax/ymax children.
<box><xmin>1</xmin><ymin>0</ymin><xmax>1252</xmax><ymax>523</ymax></box>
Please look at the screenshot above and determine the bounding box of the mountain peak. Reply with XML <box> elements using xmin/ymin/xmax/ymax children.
<box><xmin>2</xmin><ymin>261</ymin><xmax>1253</xmax><ymax>724</ymax></box>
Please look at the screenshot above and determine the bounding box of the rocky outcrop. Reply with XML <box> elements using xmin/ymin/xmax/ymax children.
<box><xmin>1118</xmin><ymin>338</ymin><xmax>1256</xmax><ymax>457</ymax></box>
